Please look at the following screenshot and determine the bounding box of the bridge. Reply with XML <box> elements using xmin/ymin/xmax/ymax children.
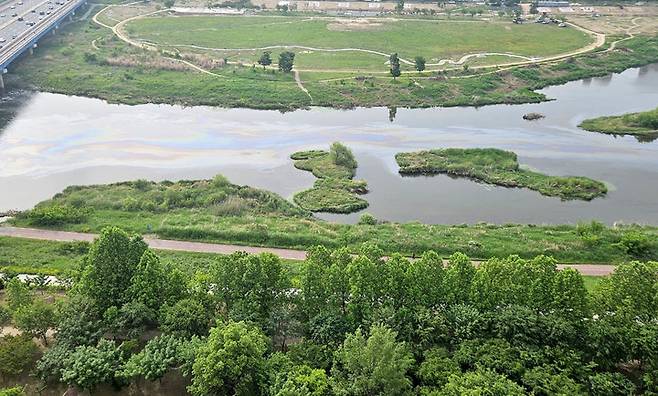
<box><xmin>0</xmin><ymin>0</ymin><xmax>86</xmax><ymax>88</ymax></box>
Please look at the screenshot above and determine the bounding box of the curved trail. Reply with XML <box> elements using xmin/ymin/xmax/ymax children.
<box><xmin>95</xmin><ymin>4</ymin><xmax>606</xmax><ymax>78</ymax></box>
<box><xmin>0</xmin><ymin>226</ymin><xmax>615</xmax><ymax>275</ymax></box>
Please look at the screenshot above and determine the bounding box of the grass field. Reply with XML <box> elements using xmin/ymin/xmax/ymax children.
<box><xmin>395</xmin><ymin>148</ymin><xmax>607</xmax><ymax>201</ymax></box>
<box><xmin>125</xmin><ymin>15</ymin><xmax>592</xmax><ymax>71</ymax></box>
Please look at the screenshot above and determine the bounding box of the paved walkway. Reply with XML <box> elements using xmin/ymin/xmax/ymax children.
<box><xmin>0</xmin><ymin>226</ymin><xmax>615</xmax><ymax>275</ymax></box>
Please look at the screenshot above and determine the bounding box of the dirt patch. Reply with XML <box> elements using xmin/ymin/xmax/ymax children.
<box><xmin>326</xmin><ymin>18</ymin><xmax>384</xmax><ymax>32</ymax></box>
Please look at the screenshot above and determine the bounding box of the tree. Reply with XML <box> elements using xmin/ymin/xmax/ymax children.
<box><xmin>164</xmin><ymin>0</ymin><xmax>175</xmax><ymax>7</ymax></box>
<box><xmin>79</xmin><ymin>227</ymin><xmax>148</xmax><ymax>312</ymax></box>
<box><xmin>210</xmin><ymin>252</ymin><xmax>287</xmax><ymax>330</ymax></box>
<box><xmin>414</xmin><ymin>56</ymin><xmax>426</xmax><ymax>72</ymax></box>
<box><xmin>258</xmin><ymin>51</ymin><xmax>272</xmax><ymax>69</ymax></box>
<box><xmin>5</xmin><ymin>279</ymin><xmax>32</xmax><ymax>312</ymax></box>
<box><xmin>61</xmin><ymin>339</ymin><xmax>123</xmax><ymax>392</ymax></box>
<box><xmin>441</xmin><ymin>368</ymin><xmax>526</xmax><ymax>396</ymax></box>
<box><xmin>0</xmin><ymin>335</ymin><xmax>38</xmax><ymax>378</ymax></box>
<box><xmin>271</xmin><ymin>364</ymin><xmax>330</xmax><ymax>396</ymax></box>
<box><xmin>13</xmin><ymin>300</ymin><xmax>56</xmax><ymax>345</ymax></box>
<box><xmin>444</xmin><ymin>252</ymin><xmax>475</xmax><ymax>304</ymax></box>
<box><xmin>395</xmin><ymin>0</ymin><xmax>404</xmax><ymax>13</ymax></box>
<box><xmin>189</xmin><ymin>321</ymin><xmax>269</xmax><ymax>396</ymax></box>
<box><xmin>552</xmin><ymin>268</ymin><xmax>588</xmax><ymax>319</ymax></box>
<box><xmin>278</xmin><ymin>51</ymin><xmax>295</xmax><ymax>73</ymax></box>
<box><xmin>0</xmin><ymin>307</ymin><xmax>10</xmax><ymax>335</ymax></box>
<box><xmin>417</xmin><ymin>347</ymin><xmax>460</xmax><ymax>391</ymax></box>
<box><xmin>122</xmin><ymin>334</ymin><xmax>189</xmax><ymax>381</ymax></box>
<box><xmin>160</xmin><ymin>297</ymin><xmax>213</xmax><ymax>338</ymax></box>
<box><xmin>329</xmin><ymin>142</ymin><xmax>357</xmax><ymax>170</ymax></box>
<box><xmin>588</xmin><ymin>372</ymin><xmax>636</xmax><ymax>396</ymax></box>
<box><xmin>593</xmin><ymin>261</ymin><xmax>658</xmax><ymax>319</ymax></box>
<box><xmin>389</xmin><ymin>53</ymin><xmax>401</xmax><ymax>79</ymax></box>
<box><xmin>331</xmin><ymin>325</ymin><xmax>413</xmax><ymax>396</ymax></box>
<box><xmin>128</xmin><ymin>250</ymin><xmax>185</xmax><ymax>313</ymax></box>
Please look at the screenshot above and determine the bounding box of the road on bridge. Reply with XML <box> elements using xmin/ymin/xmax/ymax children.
<box><xmin>0</xmin><ymin>0</ymin><xmax>84</xmax><ymax>86</ymax></box>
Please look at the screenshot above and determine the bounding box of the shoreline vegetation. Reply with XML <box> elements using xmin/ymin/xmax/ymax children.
<box><xmin>9</xmin><ymin>14</ymin><xmax>658</xmax><ymax>111</ymax></box>
<box><xmin>395</xmin><ymin>148</ymin><xmax>607</xmax><ymax>201</ymax></box>
<box><xmin>291</xmin><ymin>143</ymin><xmax>368</xmax><ymax>214</ymax></box>
<box><xmin>579</xmin><ymin>107</ymin><xmax>658</xmax><ymax>141</ymax></box>
<box><xmin>7</xmin><ymin>175</ymin><xmax>657</xmax><ymax>264</ymax></box>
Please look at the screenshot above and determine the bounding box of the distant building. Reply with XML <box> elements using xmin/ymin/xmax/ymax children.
<box><xmin>537</xmin><ymin>0</ymin><xmax>569</xmax><ymax>6</ymax></box>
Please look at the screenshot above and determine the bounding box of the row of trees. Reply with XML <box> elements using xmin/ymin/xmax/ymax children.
<box><xmin>390</xmin><ymin>53</ymin><xmax>427</xmax><ymax>79</ymax></box>
<box><xmin>1</xmin><ymin>226</ymin><xmax>657</xmax><ymax>395</ymax></box>
<box><xmin>257</xmin><ymin>51</ymin><xmax>295</xmax><ymax>73</ymax></box>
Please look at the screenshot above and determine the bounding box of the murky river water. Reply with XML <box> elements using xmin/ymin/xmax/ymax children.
<box><xmin>2</xmin><ymin>64</ymin><xmax>658</xmax><ymax>225</ymax></box>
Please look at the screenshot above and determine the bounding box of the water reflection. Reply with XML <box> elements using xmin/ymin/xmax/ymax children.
<box><xmin>1</xmin><ymin>65</ymin><xmax>658</xmax><ymax>225</ymax></box>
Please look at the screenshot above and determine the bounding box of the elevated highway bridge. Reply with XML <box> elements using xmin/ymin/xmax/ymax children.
<box><xmin>0</xmin><ymin>0</ymin><xmax>85</xmax><ymax>88</ymax></box>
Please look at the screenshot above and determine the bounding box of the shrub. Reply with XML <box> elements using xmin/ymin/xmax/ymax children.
<box><xmin>26</xmin><ymin>205</ymin><xmax>91</xmax><ymax>226</ymax></box>
<box><xmin>0</xmin><ymin>335</ymin><xmax>39</xmax><ymax>377</ymax></box>
<box><xmin>330</xmin><ymin>142</ymin><xmax>357</xmax><ymax>169</ymax></box>
<box><xmin>358</xmin><ymin>213</ymin><xmax>377</xmax><ymax>225</ymax></box>
<box><xmin>615</xmin><ymin>232</ymin><xmax>654</xmax><ymax>259</ymax></box>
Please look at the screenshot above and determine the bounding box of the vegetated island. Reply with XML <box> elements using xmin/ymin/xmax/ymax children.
<box><xmin>395</xmin><ymin>148</ymin><xmax>607</xmax><ymax>201</ymax></box>
<box><xmin>9</xmin><ymin>175</ymin><xmax>657</xmax><ymax>264</ymax></box>
<box><xmin>579</xmin><ymin>106</ymin><xmax>658</xmax><ymax>142</ymax></box>
<box><xmin>291</xmin><ymin>142</ymin><xmax>368</xmax><ymax>213</ymax></box>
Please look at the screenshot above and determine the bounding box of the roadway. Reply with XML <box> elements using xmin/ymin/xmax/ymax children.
<box><xmin>0</xmin><ymin>0</ymin><xmax>85</xmax><ymax>85</ymax></box>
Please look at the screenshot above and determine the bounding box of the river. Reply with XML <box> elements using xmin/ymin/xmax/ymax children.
<box><xmin>1</xmin><ymin>64</ymin><xmax>658</xmax><ymax>225</ymax></box>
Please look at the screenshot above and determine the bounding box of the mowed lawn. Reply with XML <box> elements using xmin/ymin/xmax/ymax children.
<box><xmin>126</xmin><ymin>16</ymin><xmax>592</xmax><ymax>70</ymax></box>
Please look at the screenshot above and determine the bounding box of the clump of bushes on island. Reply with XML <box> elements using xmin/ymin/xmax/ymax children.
<box><xmin>395</xmin><ymin>148</ymin><xmax>607</xmax><ymax>201</ymax></box>
<box><xmin>291</xmin><ymin>142</ymin><xmax>369</xmax><ymax>213</ymax></box>
<box><xmin>579</xmin><ymin>106</ymin><xmax>658</xmax><ymax>141</ymax></box>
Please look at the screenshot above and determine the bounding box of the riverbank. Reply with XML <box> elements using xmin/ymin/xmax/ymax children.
<box><xmin>9</xmin><ymin>15</ymin><xmax>658</xmax><ymax>110</ymax></box>
<box><xmin>579</xmin><ymin>106</ymin><xmax>658</xmax><ymax>140</ymax></box>
<box><xmin>8</xmin><ymin>175</ymin><xmax>658</xmax><ymax>263</ymax></box>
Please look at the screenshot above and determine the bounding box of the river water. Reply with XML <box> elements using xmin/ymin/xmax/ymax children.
<box><xmin>1</xmin><ymin>64</ymin><xmax>658</xmax><ymax>225</ymax></box>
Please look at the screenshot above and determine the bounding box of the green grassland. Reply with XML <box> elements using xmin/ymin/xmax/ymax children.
<box><xmin>7</xmin><ymin>174</ymin><xmax>658</xmax><ymax>264</ymax></box>
<box><xmin>579</xmin><ymin>106</ymin><xmax>658</xmax><ymax>140</ymax></box>
<box><xmin>125</xmin><ymin>15</ymin><xmax>592</xmax><ymax>71</ymax></box>
<box><xmin>395</xmin><ymin>148</ymin><xmax>607</xmax><ymax>201</ymax></box>
<box><xmin>291</xmin><ymin>145</ymin><xmax>369</xmax><ymax>213</ymax></box>
<box><xmin>12</xmin><ymin>15</ymin><xmax>658</xmax><ymax>110</ymax></box>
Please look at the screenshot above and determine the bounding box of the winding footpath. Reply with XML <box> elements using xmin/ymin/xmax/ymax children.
<box><xmin>0</xmin><ymin>226</ymin><xmax>615</xmax><ymax>276</ymax></box>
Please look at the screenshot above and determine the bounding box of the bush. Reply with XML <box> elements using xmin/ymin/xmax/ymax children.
<box><xmin>26</xmin><ymin>205</ymin><xmax>91</xmax><ymax>226</ymax></box>
<box><xmin>0</xmin><ymin>335</ymin><xmax>39</xmax><ymax>377</ymax></box>
<box><xmin>358</xmin><ymin>213</ymin><xmax>378</xmax><ymax>225</ymax></box>
<box><xmin>615</xmin><ymin>232</ymin><xmax>654</xmax><ymax>259</ymax></box>
<box><xmin>330</xmin><ymin>142</ymin><xmax>357</xmax><ymax>169</ymax></box>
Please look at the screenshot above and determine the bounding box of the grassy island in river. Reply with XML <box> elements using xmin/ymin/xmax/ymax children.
<box><xmin>579</xmin><ymin>107</ymin><xmax>658</xmax><ymax>141</ymax></box>
<box><xmin>291</xmin><ymin>143</ymin><xmax>368</xmax><ymax>214</ymax></box>
<box><xmin>395</xmin><ymin>148</ymin><xmax>607</xmax><ymax>201</ymax></box>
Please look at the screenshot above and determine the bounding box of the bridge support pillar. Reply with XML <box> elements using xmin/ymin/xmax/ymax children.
<box><xmin>29</xmin><ymin>47</ymin><xmax>33</xmax><ymax>55</ymax></box>
<box><xmin>0</xmin><ymin>75</ymin><xmax>4</xmax><ymax>91</ymax></box>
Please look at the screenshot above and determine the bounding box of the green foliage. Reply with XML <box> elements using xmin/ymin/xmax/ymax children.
<box><xmin>4</xmin><ymin>278</ymin><xmax>33</xmax><ymax>312</ymax></box>
<box><xmin>588</xmin><ymin>372</ymin><xmax>636</xmax><ymax>396</ymax></box>
<box><xmin>357</xmin><ymin>213</ymin><xmax>377</xmax><ymax>225</ymax></box>
<box><xmin>414</xmin><ymin>56</ymin><xmax>426</xmax><ymax>72</ymax></box>
<box><xmin>0</xmin><ymin>335</ymin><xmax>38</xmax><ymax>377</ymax></box>
<box><xmin>278</xmin><ymin>51</ymin><xmax>295</xmax><ymax>73</ymax></box>
<box><xmin>13</xmin><ymin>300</ymin><xmax>57</xmax><ymax>345</ymax></box>
<box><xmin>331</xmin><ymin>325</ymin><xmax>413</xmax><ymax>395</ymax></box>
<box><xmin>396</xmin><ymin>148</ymin><xmax>607</xmax><ymax>201</ymax></box>
<box><xmin>189</xmin><ymin>320</ymin><xmax>269</xmax><ymax>396</ymax></box>
<box><xmin>211</xmin><ymin>252</ymin><xmax>287</xmax><ymax>329</ymax></box>
<box><xmin>441</xmin><ymin>368</ymin><xmax>526</xmax><ymax>395</ymax></box>
<box><xmin>0</xmin><ymin>387</ymin><xmax>24</xmax><ymax>396</ymax></box>
<box><xmin>24</xmin><ymin>204</ymin><xmax>91</xmax><ymax>226</ymax></box>
<box><xmin>291</xmin><ymin>143</ymin><xmax>368</xmax><ymax>213</ymax></box>
<box><xmin>79</xmin><ymin>226</ymin><xmax>148</xmax><ymax>312</ymax></box>
<box><xmin>579</xmin><ymin>106</ymin><xmax>658</xmax><ymax>138</ymax></box>
<box><xmin>121</xmin><ymin>334</ymin><xmax>191</xmax><ymax>381</ymax></box>
<box><xmin>258</xmin><ymin>51</ymin><xmax>272</xmax><ymax>68</ymax></box>
<box><xmin>614</xmin><ymin>231</ymin><xmax>656</xmax><ymax>259</ymax></box>
<box><xmin>61</xmin><ymin>339</ymin><xmax>123</xmax><ymax>391</ymax></box>
<box><xmin>389</xmin><ymin>53</ymin><xmax>401</xmax><ymax>78</ymax></box>
<box><xmin>160</xmin><ymin>298</ymin><xmax>213</xmax><ymax>338</ymax></box>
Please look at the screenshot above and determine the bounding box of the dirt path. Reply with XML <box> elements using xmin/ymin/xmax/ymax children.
<box><xmin>0</xmin><ymin>226</ymin><xmax>616</xmax><ymax>275</ymax></box>
<box><xmin>294</xmin><ymin>70</ymin><xmax>313</xmax><ymax>102</ymax></box>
